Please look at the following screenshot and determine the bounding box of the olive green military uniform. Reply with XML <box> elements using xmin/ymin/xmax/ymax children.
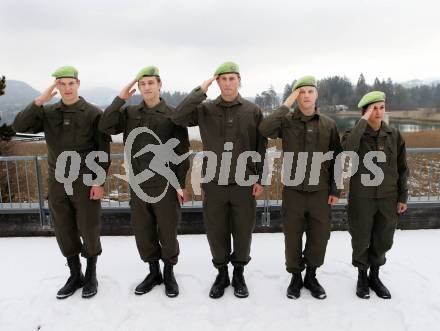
<box><xmin>172</xmin><ymin>87</ymin><xmax>267</xmax><ymax>268</ymax></box>
<box><xmin>342</xmin><ymin>118</ymin><xmax>408</xmax><ymax>270</ymax></box>
<box><xmin>259</xmin><ymin>105</ymin><xmax>342</xmax><ymax>273</ymax></box>
<box><xmin>98</xmin><ymin>97</ymin><xmax>190</xmax><ymax>265</ymax></box>
<box><xmin>13</xmin><ymin>97</ymin><xmax>111</xmax><ymax>258</ymax></box>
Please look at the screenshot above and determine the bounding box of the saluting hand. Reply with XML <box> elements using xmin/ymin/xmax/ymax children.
<box><xmin>397</xmin><ymin>202</ymin><xmax>407</xmax><ymax>214</ymax></box>
<box><xmin>283</xmin><ymin>88</ymin><xmax>300</xmax><ymax>109</ymax></box>
<box><xmin>362</xmin><ymin>104</ymin><xmax>374</xmax><ymax>121</ymax></box>
<box><xmin>201</xmin><ymin>76</ymin><xmax>218</xmax><ymax>93</ymax></box>
<box><xmin>34</xmin><ymin>81</ymin><xmax>58</xmax><ymax>106</ymax></box>
<box><xmin>119</xmin><ymin>80</ymin><xmax>137</xmax><ymax>100</ymax></box>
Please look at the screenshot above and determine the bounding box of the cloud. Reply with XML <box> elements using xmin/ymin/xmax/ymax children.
<box><xmin>1</xmin><ymin>0</ymin><xmax>439</xmax><ymax>96</ymax></box>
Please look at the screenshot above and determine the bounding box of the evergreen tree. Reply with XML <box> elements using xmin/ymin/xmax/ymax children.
<box><xmin>0</xmin><ymin>76</ymin><xmax>16</xmax><ymax>141</ymax></box>
<box><xmin>317</xmin><ymin>76</ymin><xmax>353</xmax><ymax>107</ymax></box>
<box><xmin>352</xmin><ymin>73</ymin><xmax>369</xmax><ymax>108</ymax></box>
<box><xmin>254</xmin><ymin>86</ymin><xmax>279</xmax><ymax>110</ymax></box>
<box><xmin>282</xmin><ymin>83</ymin><xmax>292</xmax><ymax>102</ymax></box>
<box><xmin>433</xmin><ymin>84</ymin><xmax>440</xmax><ymax>108</ymax></box>
<box><xmin>0</xmin><ymin>76</ymin><xmax>5</xmax><ymax>96</ymax></box>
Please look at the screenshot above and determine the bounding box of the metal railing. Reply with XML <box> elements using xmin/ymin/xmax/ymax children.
<box><xmin>1</xmin><ymin>148</ymin><xmax>440</xmax><ymax>226</ymax></box>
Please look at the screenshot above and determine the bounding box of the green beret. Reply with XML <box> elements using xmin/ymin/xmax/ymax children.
<box><xmin>51</xmin><ymin>66</ymin><xmax>78</xmax><ymax>79</ymax></box>
<box><xmin>292</xmin><ymin>75</ymin><xmax>317</xmax><ymax>91</ymax></box>
<box><xmin>135</xmin><ymin>66</ymin><xmax>160</xmax><ymax>81</ymax></box>
<box><xmin>358</xmin><ymin>91</ymin><xmax>386</xmax><ymax>109</ymax></box>
<box><xmin>214</xmin><ymin>61</ymin><xmax>240</xmax><ymax>76</ymax></box>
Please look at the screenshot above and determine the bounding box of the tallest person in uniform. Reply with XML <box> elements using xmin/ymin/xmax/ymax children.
<box><xmin>172</xmin><ymin>62</ymin><xmax>267</xmax><ymax>298</ymax></box>
<box><xmin>259</xmin><ymin>76</ymin><xmax>342</xmax><ymax>300</ymax></box>
<box><xmin>13</xmin><ymin>66</ymin><xmax>111</xmax><ymax>299</ymax></box>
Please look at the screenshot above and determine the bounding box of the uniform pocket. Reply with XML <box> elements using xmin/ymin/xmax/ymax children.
<box><xmin>205</xmin><ymin>109</ymin><xmax>224</xmax><ymax>137</ymax></box>
<box><xmin>237</xmin><ymin>112</ymin><xmax>254</xmax><ymax>131</ymax></box>
<box><xmin>46</xmin><ymin>111</ymin><xmax>63</xmax><ymax>126</ymax></box>
<box><xmin>385</xmin><ymin>145</ymin><xmax>394</xmax><ymax>166</ymax></box>
<box><xmin>148</xmin><ymin>114</ymin><xmax>174</xmax><ymax>139</ymax></box>
<box><xmin>318</xmin><ymin>131</ymin><xmax>330</xmax><ymax>152</ymax></box>
<box><xmin>125</xmin><ymin>114</ymin><xmax>142</xmax><ymax>140</ymax></box>
<box><xmin>73</xmin><ymin>113</ymin><xmax>93</xmax><ymax>143</ymax></box>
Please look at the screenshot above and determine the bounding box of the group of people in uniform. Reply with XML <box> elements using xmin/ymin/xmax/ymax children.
<box><xmin>12</xmin><ymin>62</ymin><xmax>408</xmax><ymax>301</ymax></box>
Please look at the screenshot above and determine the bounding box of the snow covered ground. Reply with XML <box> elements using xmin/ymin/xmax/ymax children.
<box><xmin>0</xmin><ymin>230</ymin><xmax>439</xmax><ymax>331</ymax></box>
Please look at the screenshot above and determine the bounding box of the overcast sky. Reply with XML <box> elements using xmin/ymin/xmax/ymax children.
<box><xmin>1</xmin><ymin>0</ymin><xmax>439</xmax><ymax>97</ymax></box>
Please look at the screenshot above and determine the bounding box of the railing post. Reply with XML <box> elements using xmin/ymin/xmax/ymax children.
<box><xmin>428</xmin><ymin>160</ymin><xmax>432</xmax><ymax>201</ymax></box>
<box><xmin>34</xmin><ymin>156</ymin><xmax>50</xmax><ymax>228</ymax></box>
<box><xmin>261</xmin><ymin>183</ymin><xmax>271</xmax><ymax>227</ymax></box>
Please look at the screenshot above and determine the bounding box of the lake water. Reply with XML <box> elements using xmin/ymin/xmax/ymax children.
<box><xmin>107</xmin><ymin>117</ymin><xmax>440</xmax><ymax>143</ymax></box>
<box><xmin>325</xmin><ymin>113</ymin><xmax>440</xmax><ymax>133</ymax></box>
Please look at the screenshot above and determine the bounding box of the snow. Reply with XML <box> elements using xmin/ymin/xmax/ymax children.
<box><xmin>1</xmin><ymin>230</ymin><xmax>440</xmax><ymax>331</ymax></box>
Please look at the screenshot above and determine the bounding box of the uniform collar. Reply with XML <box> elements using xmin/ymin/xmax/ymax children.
<box><xmin>137</xmin><ymin>98</ymin><xmax>167</xmax><ymax>113</ymax></box>
<box><xmin>214</xmin><ymin>93</ymin><xmax>243</xmax><ymax>107</ymax></box>
<box><xmin>380</xmin><ymin>121</ymin><xmax>393</xmax><ymax>133</ymax></box>
<box><xmin>292</xmin><ymin>107</ymin><xmax>319</xmax><ymax>120</ymax></box>
<box><xmin>365</xmin><ymin>121</ymin><xmax>392</xmax><ymax>137</ymax></box>
<box><xmin>55</xmin><ymin>96</ymin><xmax>86</xmax><ymax>112</ymax></box>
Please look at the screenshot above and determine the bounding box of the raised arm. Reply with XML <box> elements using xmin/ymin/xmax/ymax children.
<box><xmin>341</xmin><ymin>106</ymin><xmax>373</xmax><ymax>152</ymax></box>
<box><xmin>13</xmin><ymin>82</ymin><xmax>58</xmax><ymax>133</ymax></box>
<box><xmin>98</xmin><ymin>80</ymin><xmax>136</xmax><ymax>135</ymax></box>
<box><xmin>171</xmin><ymin>77</ymin><xmax>216</xmax><ymax>127</ymax></box>
<box><xmin>259</xmin><ymin>89</ymin><xmax>299</xmax><ymax>139</ymax></box>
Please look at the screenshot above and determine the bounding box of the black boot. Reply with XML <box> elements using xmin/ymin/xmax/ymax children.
<box><xmin>232</xmin><ymin>266</ymin><xmax>249</xmax><ymax>298</ymax></box>
<box><xmin>163</xmin><ymin>263</ymin><xmax>179</xmax><ymax>298</ymax></box>
<box><xmin>82</xmin><ymin>256</ymin><xmax>98</xmax><ymax>298</ymax></box>
<box><xmin>135</xmin><ymin>261</ymin><xmax>163</xmax><ymax>295</ymax></box>
<box><xmin>368</xmin><ymin>266</ymin><xmax>391</xmax><ymax>299</ymax></box>
<box><xmin>286</xmin><ymin>273</ymin><xmax>303</xmax><ymax>299</ymax></box>
<box><xmin>209</xmin><ymin>266</ymin><xmax>230</xmax><ymax>299</ymax></box>
<box><xmin>56</xmin><ymin>255</ymin><xmax>85</xmax><ymax>299</ymax></box>
<box><xmin>304</xmin><ymin>266</ymin><xmax>327</xmax><ymax>299</ymax></box>
<box><xmin>356</xmin><ymin>268</ymin><xmax>370</xmax><ymax>299</ymax></box>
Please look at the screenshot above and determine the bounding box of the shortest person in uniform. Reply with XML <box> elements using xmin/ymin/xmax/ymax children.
<box><xmin>342</xmin><ymin>91</ymin><xmax>409</xmax><ymax>299</ymax></box>
<box><xmin>13</xmin><ymin>66</ymin><xmax>111</xmax><ymax>299</ymax></box>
